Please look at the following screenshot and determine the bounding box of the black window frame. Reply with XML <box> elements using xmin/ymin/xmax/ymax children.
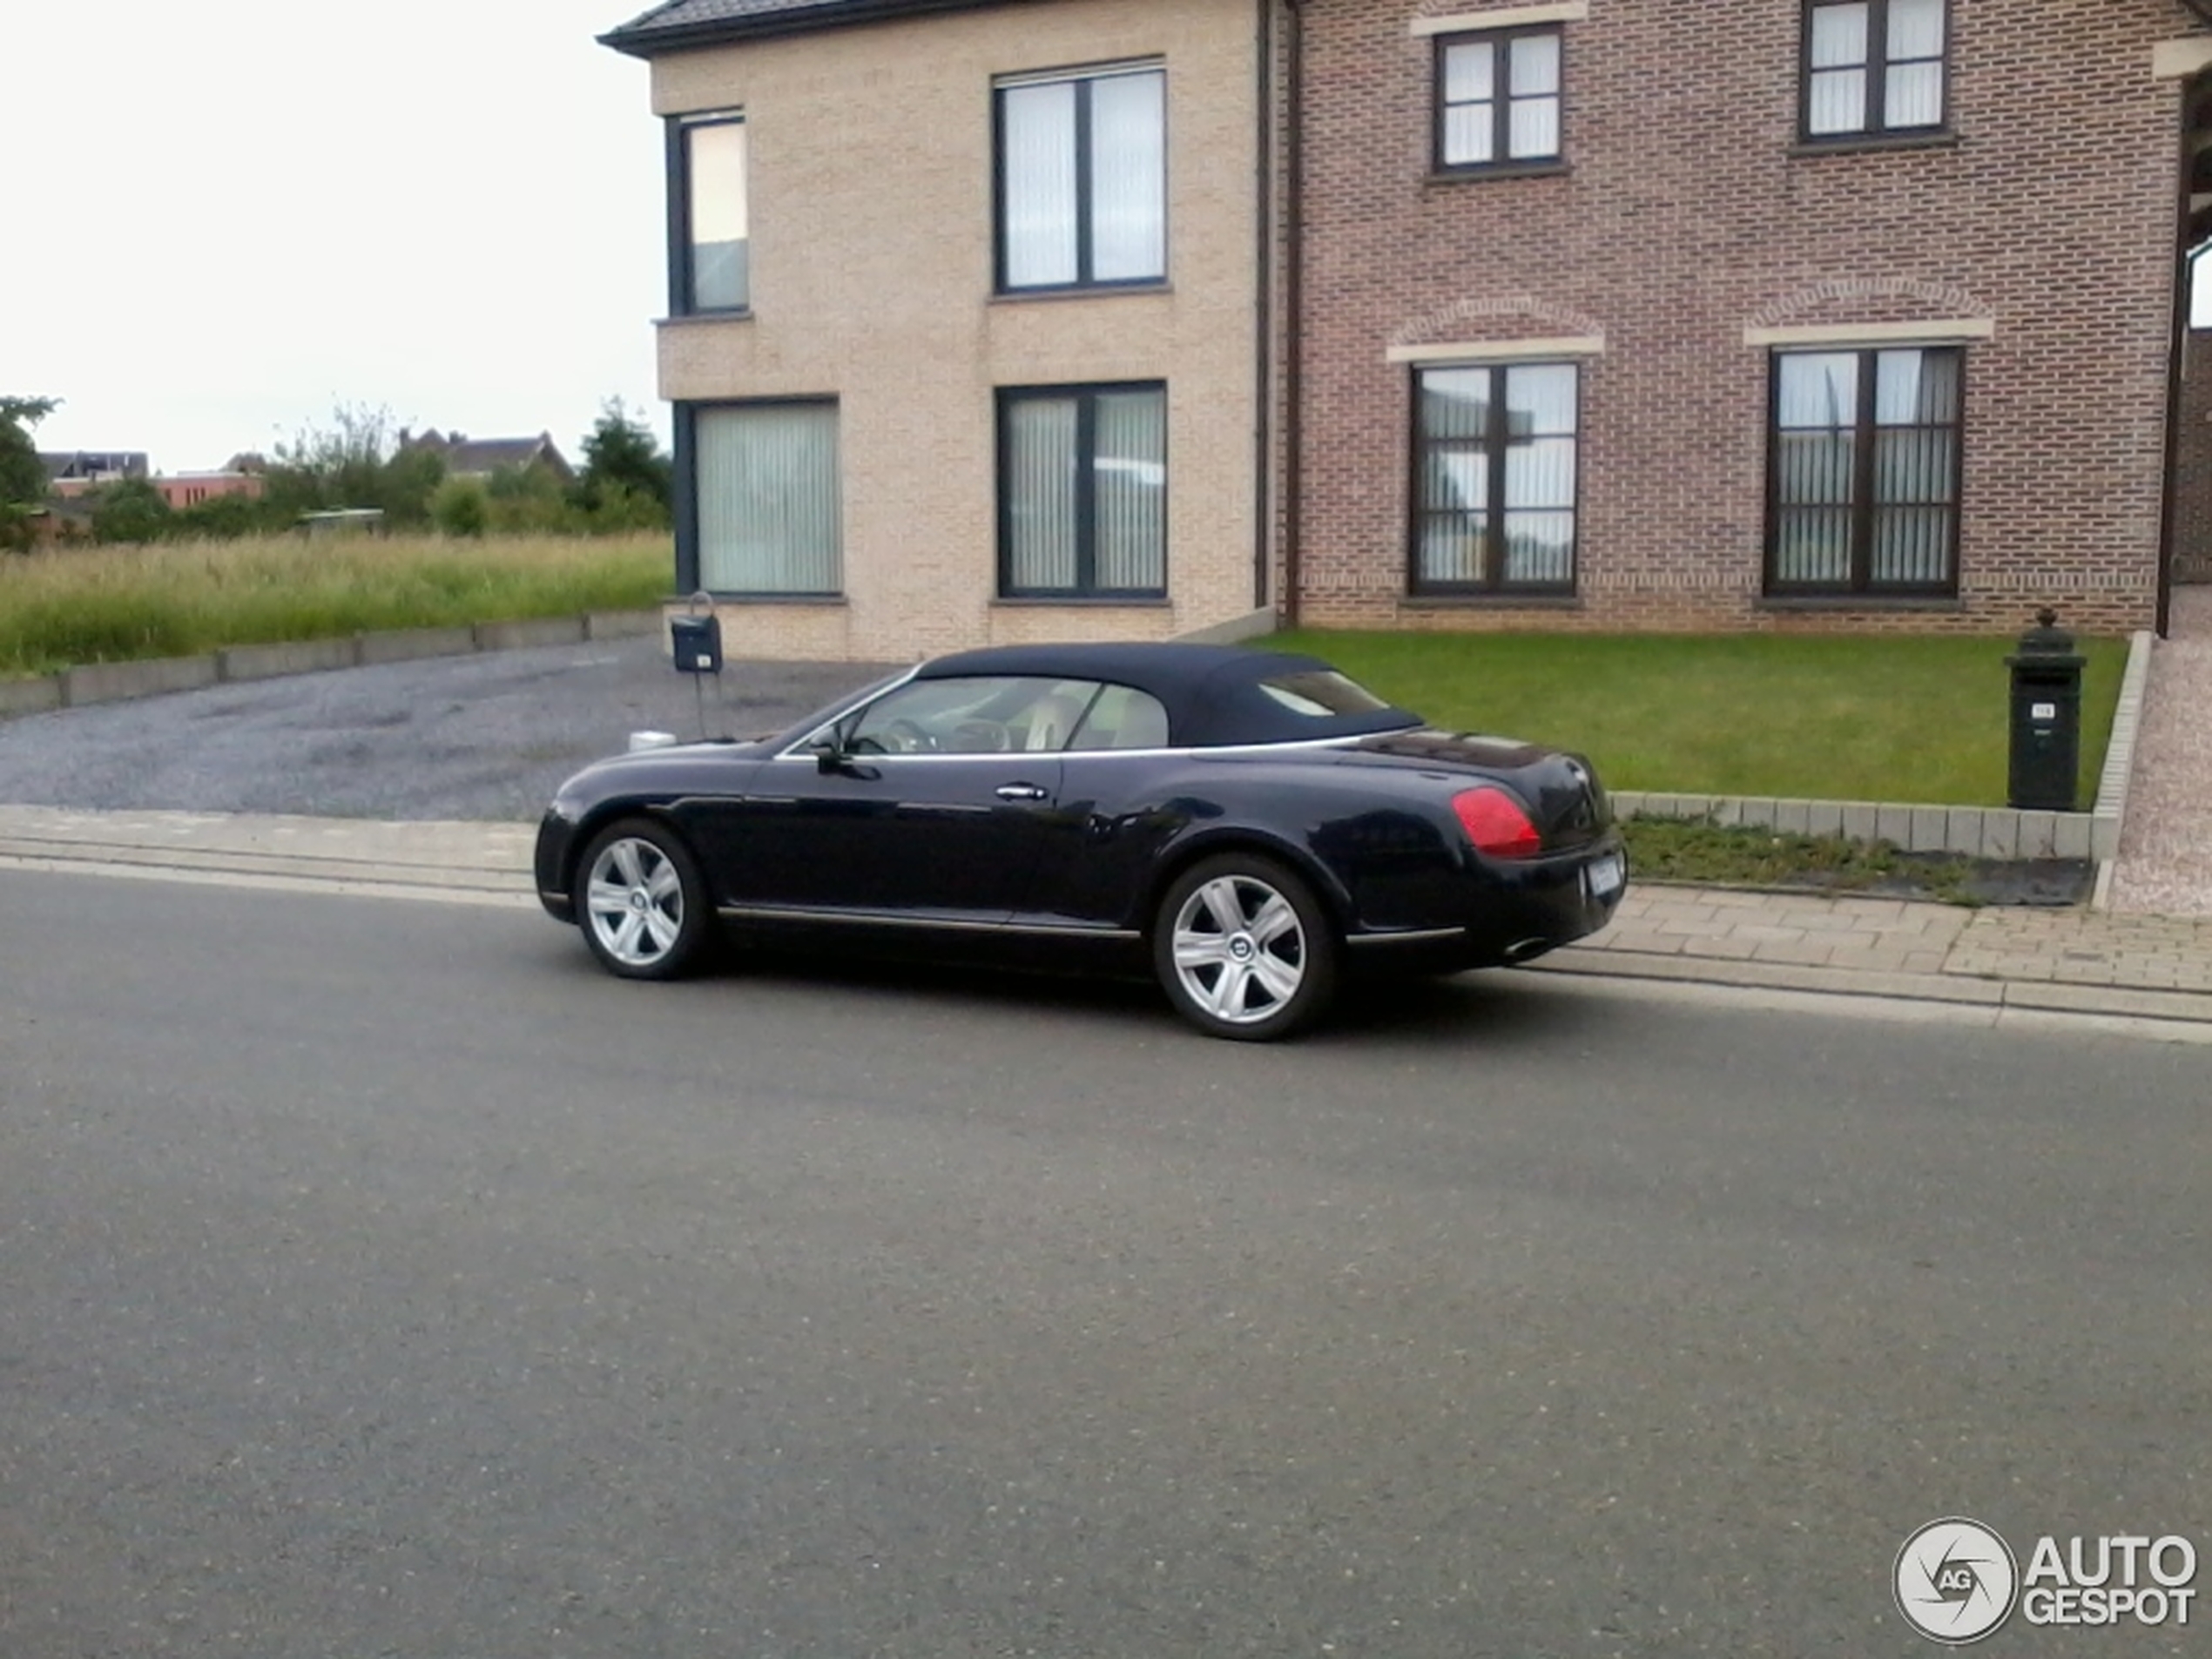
<box><xmin>1763</xmin><ymin>345</ymin><xmax>1965</xmax><ymax>600</ymax></box>
<box><xmin>1406</xmin><ymin>361</ymin><xmax>1581</xmax><ymax>599</ymax></box>
<box><xmin>666</xmin><ymin>111</ymin><xmax>750</xmax><ymax>316</ymax></box>
<box><xmin>1797</xmin><ymin>0</ymin><xmax>1951</xmax><ymax>143</ymax></box>
<box><xmin>992</xmin><ymin>63</ymin><xmax>1169</xmax><ymax>295</ymax></box>
<box><xmin>1433</xmin><ymin>25</ymin><xmax>1567</xmax><ymax>174</ymax></box>
<box><xmin>996</xmin><ymin>381</ymin><xmax>1170</xmax><ymax>601</ymax></box>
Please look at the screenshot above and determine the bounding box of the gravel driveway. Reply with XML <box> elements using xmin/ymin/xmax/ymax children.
<box><xmin>0</xmin><ymin>637</ymin><xmax>892</xmax><ymax>823</ymax></box>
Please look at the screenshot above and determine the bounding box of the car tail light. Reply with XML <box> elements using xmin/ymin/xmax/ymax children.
<box><xmin>1453</xmin><ymin>786</ymin><xmax>1543</xmax><ymax>858</ymax></box>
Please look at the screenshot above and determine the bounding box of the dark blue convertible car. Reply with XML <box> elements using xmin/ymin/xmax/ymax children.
<box><xmin>536</xmin><ymin>642</ymin><xmax>1625</xmax><ymax>1040</ymax></box>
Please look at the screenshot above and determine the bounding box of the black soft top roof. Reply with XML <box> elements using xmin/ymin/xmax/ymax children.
<box><xmin>915</xmin><ymin>642</ymin><xmax>1420</xmax><ymax>748</ymax></box>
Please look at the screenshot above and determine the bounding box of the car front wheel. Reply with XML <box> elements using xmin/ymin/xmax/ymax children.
<box><xmin>1153</xmin><ymin>853</ymin><xmax>1338</xmax><ymax>1042</ymax></box>
<box><xmin>575</xmin><ymin>819</ymin><xmax>714</xmax><ymax>981</ymax></box>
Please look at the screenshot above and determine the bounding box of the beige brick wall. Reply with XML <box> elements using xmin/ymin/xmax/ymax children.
<box><xmin>1288</xmin><ymin>0</ymin><xmax>2200</xmax><ymax>638</ymax></box>
<box><xmin>650</xmin><ymin>0</ymin><xmax>1264</xmax><ymax>661</ymax></box>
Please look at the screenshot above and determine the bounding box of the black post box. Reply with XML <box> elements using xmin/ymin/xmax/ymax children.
<box><xmin>2005</xmin><ymin>607</ymin><xmax>2084</xmax><ymax>813</ymax></box>
<box><xmin>671</xmin><ymin>612</ymin><xmax>723</xmax><ymax>675</ymax></box>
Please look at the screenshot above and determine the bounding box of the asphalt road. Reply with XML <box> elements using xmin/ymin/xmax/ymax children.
<box><xmin>3</xmin><ymin>871</ymin><xmax>2205</xmax><ymax>1657</ymax></box>
<box><xmin>0</xmin><ymin>638</ymin><xmax>887</xmax><ymax>821</ymax></box>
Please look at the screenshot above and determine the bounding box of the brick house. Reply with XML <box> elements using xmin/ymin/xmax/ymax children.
<box><xmin>1285</xmin><ymin>0</ymin><xmax>2212</xmax><ymax>638</ymax></box>
<box><xmin>602</xmin><ymin>0</ymin><xmax>2212</xmax><ymax>657</ymax></box>
<box><xmin>600</xmin><ymin>0</ymin><xmax>1282</xmax><ymax>661</ymax></box>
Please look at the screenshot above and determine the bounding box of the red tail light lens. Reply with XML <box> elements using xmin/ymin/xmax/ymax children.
<box><xmin>1453</xmin><ymin>786</ymin><xmax>1543</xmax><ymax>858</ymax></box>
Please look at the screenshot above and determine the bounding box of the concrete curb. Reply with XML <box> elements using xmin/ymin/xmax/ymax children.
<box><xmin>0</xmin><ymin>610</ymin><xmax>666</xmax><ymax>715</ymax></box>
<box><xmin>1532</xmin><ymin>943</ymin><xmax>2212</xmax><ymax>1028</ymax></box>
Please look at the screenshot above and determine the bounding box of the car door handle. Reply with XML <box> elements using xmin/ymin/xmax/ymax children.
<box><xmin>995</xmin><ymin>783</ymin><xmax>1049</xmax><ymax>802</ymax></box>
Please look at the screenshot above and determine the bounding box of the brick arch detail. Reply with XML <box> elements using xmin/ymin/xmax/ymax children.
<box><xmin>1746</xmin><ymin>276</ymin><xmax>1997</xmax><ymax>333</ymax></box>
<box><xmin>1388</xmin><ymin>293</ymin><xmax>1608</xmax><ymax>349</ymax></box>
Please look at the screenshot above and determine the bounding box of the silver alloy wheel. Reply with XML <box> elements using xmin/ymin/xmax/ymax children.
<box><xmin>1170</xmin><ymin>873</ymin><xmax>1307</xmax><ymax>1027</ymax></box>
<box><xmin>584</xmin><ymin>836</ymin><xmax>686</xmax><ymax>969</ymax></box>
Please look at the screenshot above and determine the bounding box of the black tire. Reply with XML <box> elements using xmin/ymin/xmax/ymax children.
<box><xmin>573</xmin><ymin>818</ymin><xmax>716</xmax><ymax>981</ymax></box>
<box><xmin>1152</xmin><ymin>853</ymin><xmax>1339</xmax><ymax>1041</ymax></box>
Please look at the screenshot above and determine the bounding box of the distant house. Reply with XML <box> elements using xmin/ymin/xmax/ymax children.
<box><xmin>41</xmin><ymin>450</ymin><xmax>150</xmax><ymax>500</ymax></box>
<box><xmin>154</xmin><ymin>472</ymin><xmax>265</xmax><ymax>510</ymax></box>
<box><xmin>400</xmin><ymin>428</ymin><xmax>575</xmax><ymax>484</ymax></box>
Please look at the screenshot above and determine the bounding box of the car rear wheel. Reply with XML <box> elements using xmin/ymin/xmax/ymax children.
<box><xmin>1154</xmin><ymin>853</ymin><xmax>1338</xmax><ymax>1042</ymax></box>
<box><xmin>575</xmin><ymin>819</ymin><xmax>714</xmax><ymax>981</ymax></box>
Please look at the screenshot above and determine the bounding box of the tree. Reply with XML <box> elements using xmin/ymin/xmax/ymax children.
<box><xmin>572</xmin><ymin>398</ymin><xmax>671</xmax><ymax>529</ymax></box>
<box><xmin>1</xmin><ymin>395</ymin><xmax>60</xmax><ymax>552</ymax></box>
<box><xmin>432</xmin><ymin>475</ymin><xmax>489</xmax><ymax>537</ymax></box>
<box><xmin>261</xmin><ymin>403</ymin><xmax>444</xmax><ymax>529</ymax></box>
<box><xmin>87</xmin><ymin>476</ymin><xmax>172</xmax><ymax>544</ymax></box>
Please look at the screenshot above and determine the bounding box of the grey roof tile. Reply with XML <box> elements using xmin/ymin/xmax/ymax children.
<box><xmin>602</xmin><ymin>0</ymin><xmax>1001</xmax><ymax>54</ymax></box>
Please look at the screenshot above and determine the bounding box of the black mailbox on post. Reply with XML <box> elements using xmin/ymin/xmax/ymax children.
<box><xmin>2006</xmin><ymin>607</ymin><xmax>2084</xmax><ymax>812</ymax></box>
<box><xmin>671</xmin><ymin>611</ymin><xmax>723</xmax><ymax>675</ymax></box>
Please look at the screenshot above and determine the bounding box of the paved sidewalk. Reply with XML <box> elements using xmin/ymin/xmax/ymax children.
<box><xmin>2107</xmin><ymin>586</ymin><xmax>2212</xmax><ymax>918</ymax></box>
<box><xmin>8</xmin><ymin>805</ymin><xmax>2212</xmax><ymax>1032</ymax></box>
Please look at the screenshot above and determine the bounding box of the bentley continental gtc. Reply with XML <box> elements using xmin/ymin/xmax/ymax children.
<box><xmin>536</xmin><ymin>643</ymin><xmax>1625</xmax><ymax>1040</ymax></box>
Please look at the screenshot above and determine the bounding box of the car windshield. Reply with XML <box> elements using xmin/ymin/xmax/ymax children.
<box><xmin>1253</xmin><ymin>671</ymin><xmax>1393</xmax><ymax>719</ymax></box>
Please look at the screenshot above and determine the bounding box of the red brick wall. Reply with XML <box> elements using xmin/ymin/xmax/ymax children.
<box><xmin>1288</xmin><ymin>0</ymin><xmax>2199</xmax><ymax>637</ymax></box>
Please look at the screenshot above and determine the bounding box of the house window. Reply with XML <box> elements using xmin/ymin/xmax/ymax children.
<box><xmin>1768</xmin><ymin>347</ymin><xmax>1961</xmax><ymax>595</ymax></box>
<box><xmin>671</xmin><ymin>113</ymin><xmax>748</xmax><ymax>312</ymax></box>
<box><xmin>1411</xmin><ymin>363</ymin><xmax>1578</xmax><ymax>595</ymax></box>
<box><xmin>690</xmin><ymin>401</ymin><xmax>840</xmax><ymax>595</ymax></box>
<box><xmin>995</xmin><ymin>64</ymin><xmax>1166</xmax><ymax>292</ymax></box>
<box><xmin>1000</xmin><ymin>384</ymin><xmax>1167</xmax><ymax>598</ymax></box>
<box><xmin>1436</xmin><ymin>29</ymin><xmax>1563</xmax><ymax>170</ymax></box>
<box><xmin>1803</xmin><ymin>0</ymin><xmax>1946</xmax><ymax>138</ymax></box>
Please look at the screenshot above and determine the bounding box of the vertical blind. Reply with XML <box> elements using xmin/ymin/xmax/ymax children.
<box><xmin>695</xmin><ymin>403</ymin><xmax>841</xmax><ymax>595</ymax></box>
<box><xmin>1003</xmin><ymin>386</ymin><xmax>1167</xmax><ymax>595</ymax></box>
<box><xmin>1415</xmin><ymin>363</ymin><xmax>1577</xmax><ymax>590</ymax></box>
<box><xmin>1772</xmin><ymin>347</ymin><xmax>1959</xmax><ymax>590</ymax></box>
<box><xmin>999</xmin><ymin>66</ymin><xmax>1165</xmax><ymax>287</ymax></box>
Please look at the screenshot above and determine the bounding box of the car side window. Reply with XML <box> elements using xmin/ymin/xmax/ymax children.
<box><xmin>836</xmin><ymin>677</ymin><xmax>1106</xmax><ymax>754</ymax></box>
<box><xmin>1066</xmin><ymin>684</ymin><xmax>1171</xmax><ymax>751</ymax></box>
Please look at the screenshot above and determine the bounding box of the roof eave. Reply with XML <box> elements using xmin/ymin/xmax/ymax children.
<box><xmin>598</xmin><ymin>0</ymin><xmax>1009</xmax><ymax>59</ymax></box>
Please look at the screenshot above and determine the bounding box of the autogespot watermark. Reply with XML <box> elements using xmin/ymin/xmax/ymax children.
<box><xmin>1894</xmin><ymin>1518</ymin><xmax>2199</xmax><ymax>1645</ymax></box>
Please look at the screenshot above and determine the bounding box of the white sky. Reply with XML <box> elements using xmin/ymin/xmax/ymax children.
<box><xmin>5</xmin><ymin>0</ymin><xmax>667</xmax><ymax>473</ymax></box>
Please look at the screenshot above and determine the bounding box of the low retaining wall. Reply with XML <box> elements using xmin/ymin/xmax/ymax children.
<box><xmin>1615</xmin><ymin>629</ymin><xmax>2156</xmax><ymax>866</ymax></box>
<box><xmin>0</xmin><ymin>609</ymin><xmax>665</xmax><ymax>715</ymax></box>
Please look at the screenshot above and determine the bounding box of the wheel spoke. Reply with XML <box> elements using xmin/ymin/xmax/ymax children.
<box><xmin>611</xmin><ymin>840</ymin><xmax>646</xmax><ymax>888</ymax></box>
<box><xmin>1199</xmin><ymin>880</ymin><xmax>1246</xmax><ymax>936</ymax></box>
<box><xmin>647</xmin><ymin>860</ymin><xmax>681</xmax><ymax>901</ymax></box>
<box><xmin>1208</xmin><ymin>962</ymin><xmax>1254</xmax><ymax>1018</ymax></box>
<box><xmin>610</xmin><ymin>911</ymin><xmax>647</xmax><ymax>960</ymax></box>
<box><xmin>586</xmin><ymin>879</ymin><xmax>631</xmax><ymax>916</ymax></box>
<box><xmin>642</xmin><ymin>904</ymin><xmax>679</xmax><ymax>951</ymax></box>
<box><xmin>1174</xmin><ymin>932</ymin><xmax>1234</xmax><ymax>970</ymax></box>
<box><xmin>1251</xmin><ymin>951</ymin><xmax>1303</xmax><ymax>1004</ymax></box>
<box><xmin>1249</xmin><ymin>893</ymin><xmax>1299</xmax><ymax>948</ymax></box>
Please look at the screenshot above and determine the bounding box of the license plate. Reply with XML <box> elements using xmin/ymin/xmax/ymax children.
<box><xmin>1587</xmin><ymin>850</ymin><xmax>1625</xmax><ymax>900</ymax></box>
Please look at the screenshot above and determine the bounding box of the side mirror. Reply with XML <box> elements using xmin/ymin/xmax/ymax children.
<box><xmin>813</xmin><ymin>741</ymin><xmax>845</xmax><ymax>775</ymax></box>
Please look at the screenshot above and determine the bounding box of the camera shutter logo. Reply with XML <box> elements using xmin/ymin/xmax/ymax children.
<box><xmin>1896</xmin><ymin>1518</ymin><xmax>2020</xmax><ymax>1644</ymax></box>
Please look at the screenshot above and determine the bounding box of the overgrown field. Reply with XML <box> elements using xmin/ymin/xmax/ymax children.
<box><xmin>0</xmin><ymin>533</ymin><xmax>670</xmax><ymax>678</ymax></box>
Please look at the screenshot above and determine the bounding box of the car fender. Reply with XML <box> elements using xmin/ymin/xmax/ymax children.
<box><xmin>1140</xmin><ymin>820</ymin><xmax>1360</xmax><ymax>939</ymax></box>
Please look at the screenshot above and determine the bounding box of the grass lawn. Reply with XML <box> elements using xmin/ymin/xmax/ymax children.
<box><xmin>0</xmin><ymin>533</ymin><xmax>670</xmax><ymax>680</ymax></box>
<box><xmin>1272</xmin><ymin>628</ymin><xmax>2129</xmax><ymax>808</ymax></box>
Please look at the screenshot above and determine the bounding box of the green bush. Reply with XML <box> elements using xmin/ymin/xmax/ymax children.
<box><xmin>432</xmin><ymin>477</ymin><xmax>490</xmax><ymax>537</ymax></box>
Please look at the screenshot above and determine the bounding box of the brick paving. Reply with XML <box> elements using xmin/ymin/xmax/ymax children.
<box><xmin>2107</xmin><ymin>587</ymin><xmax>2212</xmax><ymax>919</ymax></box>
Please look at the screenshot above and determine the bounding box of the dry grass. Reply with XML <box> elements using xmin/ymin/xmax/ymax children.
<box><xmin>0</xmin><ymin>532</ymin><xmax>670</xmax><ymax>678</ymax></box>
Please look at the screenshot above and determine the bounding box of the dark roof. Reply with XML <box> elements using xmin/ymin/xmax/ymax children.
<box><xmin>402</xmin><ymin>431</ymin><xmax>573</xmax><ymax>481</ymax></box>
<box><xmin>600</xmin><ymin>0</ymin><xmax>1012</xmax><ymax>57</ymax></box>
<box><xmin>914</xmin><ymin>642</ymin><xmax>1420</xmax><ymax>749</ymax></box>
